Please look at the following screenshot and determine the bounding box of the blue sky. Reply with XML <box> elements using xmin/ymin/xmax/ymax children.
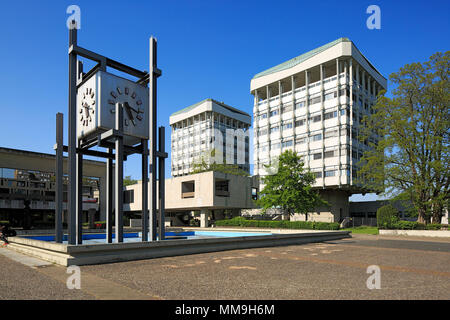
<box><xmin>0</xmin><ymin>0</ymin><xmax>448</xmax><ymax>201</ymax></box>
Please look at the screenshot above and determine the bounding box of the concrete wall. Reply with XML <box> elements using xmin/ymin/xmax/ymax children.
<box><xmin>124</xmin><ymin>171</ymin><xmax>258</xmax><ymax>212</ymax></box>
<box><xmin>290</xmin><ymin>189</ymin><xmax>350</xmax><ymax>223</ymax></box>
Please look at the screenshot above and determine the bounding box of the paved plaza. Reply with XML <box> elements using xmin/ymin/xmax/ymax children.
<box><xmin>0</xmin><ymin>233</ymin><xmax>449</xmax><ymax>300</ymax></box>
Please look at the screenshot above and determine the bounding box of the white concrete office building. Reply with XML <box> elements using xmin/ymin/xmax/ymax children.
<box><xmin>250</xmin><ymin>38</ymin><xmax>387</xmax><ymax>222</ymax></box>
<box><xmin>170</xmin><ymin>98</ymin><xmax>251</xmax><ymax>177</ymax></box>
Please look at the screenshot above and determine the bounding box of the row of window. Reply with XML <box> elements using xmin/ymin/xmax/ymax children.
<box><xmin>256</xmin><ymin>110</ymin><xmax>344</xmax><ymax>137</ymax></box>
<box><xmin>173</xmin><ymin>112</ymin><xmax>248</xmax><ymax>131</ymax></box>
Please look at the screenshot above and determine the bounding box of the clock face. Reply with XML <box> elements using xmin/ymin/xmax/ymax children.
<box><xmin>79</xmin><ymin>87</ymin><xmax>95</xmax><ymax>126</ymax></box>
<box><xmin>77</xmin><ymin>70</ymin><xmax>149</xmax><ymax>144</ymax></box>
<box><xmin>107</xmin><ymin>87</ymin><xmax>145</xmax><ymax>127</ymax></box>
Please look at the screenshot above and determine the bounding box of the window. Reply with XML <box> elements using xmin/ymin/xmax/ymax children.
<box><xmin>312</xmin><ymin>133</ymin><xmax>322</xmax><ymax>141</ymax></box>
<box><xmin>282</xmin><ymin>122</ymin><xmax>293</xmax><ymax>130</ymax></box>
<box><xmin>314</xmin><ymin>171</ymin><xmax>322</xmax><ymax>178</ymax></box>
<box><xmin>271</xmin><ymin>142</ymin><xmax>281</xmax><ymax>149</ymax></box>
<box><xmin>251</xmin><ymin>187</ymin><xmax>258</xmax><ymax>201</ymax></box>
<box><xmin>281</xmin><ymin>140</ymin><xmax>293</xmax><ymax>148</ymax></box>
<box><xmin>181</xmin><ymin>181</ymin><xmax>195</xmax><ymax>198</ymax></box>
<box><xmin>215</xmin><ymin>179</ymin><xmax>230</xmax><ymax>197</ymax></box>
<box><xmin>295</xmin><ymin>119</ymin><xmax>305</xmax><ymax>127</ymax></box>
<box><xmin>309</xmin><ymin>115</ymin><xmax>321</xmax><ymax>123</ymax></box>
<box><xmin>339</xmin><ymin>88</ymin><xmax>350</xmax><ymax>97</ymax></box>
<box><xmin>295</xmin><ymin>137</ymin><xmax>306</xmax><ymax>144</ymax></box>
<box><xmin>324</xmin><ymin>91</ymin><xmax>337</xmax><ymax>101</ymax></box>
<box><xmin>269</xmin><ymin>110</ymin><xmax>279</xmax><ymax>117</ymax></box>
<box><xmin>324</xmin><ymin>150</ymin><xmax>335</xmax><ymax>158</ymax></box>
<box><xmin>324</xmin><ymin>111</ymin><xmax>338</xmax><ymax>120</ymax></box>
<box><xmin>282</xmin><ymin>105</ymin><xmax>293</xmax><ymax>113</ymax></box>
<box><xmin>325</xmin><ymin>170</ymin><xmax>336</xmax><ymax>177</ymax></box>
<box><xmin>124</xmin><ymin>190</ymin><xmax>134</xmax><ymax>204</ymax></box>
<box><xmin>308</xmin><ymin>96</ymin><xmax>321</xmax><ymax>105</ymax></box>
<box><xmin>324</xmin><ymin>130</ymin><xmax>338</xmax><ymax>139</ymax></box>
<box><xmin>295</xmin><ymin>101</ymin><xmax>305</xmax><ymax>109</ymax></box>
<box><xmin>259</xmin><ymin>145</ymin><xmax>268</xmax><ymax>153</ymax></box>
<box><xmin>270</xmin><ymin>126</ymin><xmax>279</xmax><ymax>134</ymax></box>
<box><xmin>313</xmin><ymin>153</ymin><xmax>322</xmax><ymax>160</ymax></box>
<box><xmin>258</xmin><ymin>128</ymin><xmax>268</xmax><ymax>136</ymax></box>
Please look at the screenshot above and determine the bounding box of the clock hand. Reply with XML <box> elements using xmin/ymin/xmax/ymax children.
<box><xmin>128</xmin><ymin>106</ymin><xmax>139</xmax><ymax>113</ymax></box>
<box><xmin>123</xmin><ymin>102</ymin><xmax>136</xmax><ymax>126</ymax></box>
<box><xmin>84</xmin><ymin>105</ymin><xmax>90</xmax><ymax>118</ymax></box>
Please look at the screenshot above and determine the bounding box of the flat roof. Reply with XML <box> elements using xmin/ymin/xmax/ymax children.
<box><xmin>170</xmin><ymin>98</ymin><xmax>250</xmax><ymax>117</ymax></box>
<box><xmin>0</xmin><ymin>147</ymin><xmax>106</xmax><ymax>166</ymax></box>
<box><xmin>252</xmin><ymin>37</ymin><xmax>385</xmax><ymax>81</ymax></box>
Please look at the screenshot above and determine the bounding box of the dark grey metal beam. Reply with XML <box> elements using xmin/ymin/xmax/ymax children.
<box><xmin>149</xmin><ymin>37</ymin><xmax>158</xmax><ymax>241</ymax></box>
<box><xmin>106</xmin><ymin>148</ymin><xmax>113</xmax><ymax>243</ymax></box>
<box><xmin>158</xmin><ymin>126</ymin><xmax>165</xmax><ymax>241</ymax></box>
<box><xmin>62</xmin><ymin>145</ymin><xmax>115</xmax><ymax>160</ymax></box>
<box><xmin>76</xmin><ymin>148</ymin><xmax>83</xmax><ymax>244</ymax></box>
<box><xmin>55</xmin><ymin>113</ymin><xmax>63</xmax><ymax>243</ymax></box>
<box><xmin>115</xmin><ymin>103</ymin><xmax>124</xmax><ymax>243</ymax></box>
<box><xmin>69</xmin><ymin>45</ymin><xmax>147</xmax><ymax>79</ymax></box>
<box><xmin>141</xmin><ymin>139</ymin><xmax>148</xmax><ymax>242</ymax></box>
<box><xmin>68</xmin><ymin>22</ymin><xmax>78</xmax><ymax>245</ymax></box>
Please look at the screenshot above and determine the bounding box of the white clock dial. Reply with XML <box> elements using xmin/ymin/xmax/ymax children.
<box><xmin>80</xmin><ymin>87</ymin><xmax>95</xmax><ymax>126</ymax></box>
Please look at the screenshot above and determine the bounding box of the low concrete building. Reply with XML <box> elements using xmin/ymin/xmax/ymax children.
<box><xmin>124</xmin><ymin>171</ymin><xmax>259</xmax><ymax>227</ymax></box>
<box><xmin>0</xmin><ymin>147</ymin><xmax>108</xmax><ymax>227</ymax></box>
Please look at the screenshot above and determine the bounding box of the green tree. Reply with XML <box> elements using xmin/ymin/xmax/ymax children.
<box><xmin>256</xmin><ymin>150</ymin><xmax>327</xmax><ymax>220</ymax></box>
<box><xmin>192</xmin><ymin>149</ymin><xmax>250</xmax><ymax>177</ymax></box>
<box><xmin>376</xmin><ymin>204</ymin><xmax>399</xmax><ymax>229</ymax></box>
<box><xmin>124</xmin><ymin>175</ymin><xmax>137</xmax><ymax>186</ymax></box>
<box><xmin>359</xmin><ymin>51</ymin><xmax>449</xmax><ymax>224</ymax></box>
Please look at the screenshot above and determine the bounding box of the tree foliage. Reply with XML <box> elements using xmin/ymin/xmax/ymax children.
<box><xmin>256</xmin><ymin>150</ymin><xmax>327</xmax><ymax>219</ymax></box>
<box><xmin>191</xmin><ymin>148</ymin><xmax>250</xmax><ymax>176</ymax></box>
<box><xmin>359</xmin><ymin>51</ymin><xmax>450</xmax><ymax>224</ymax></box>
<box><xmin>124</xmin><ymin>175</ymin><xmax>137</xmax><ymax>186</ymax></box>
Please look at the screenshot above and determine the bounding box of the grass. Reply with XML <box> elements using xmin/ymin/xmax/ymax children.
<box><xmin>341</xmin><ymin>226</ymin><xmax>379</xmax><ymax>235</ymax></box>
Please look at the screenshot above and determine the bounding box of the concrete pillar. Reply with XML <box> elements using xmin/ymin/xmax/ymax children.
<box><xmin>200</xmin><ymin>209</ymin><xmax>210</xmax><ymax>228</ymax></box>
<box><xmin>320</xmin><ymin>64</ymin><xmax>325</xmax><ymax>187</ymax></box>
<box><xmin>349</xmin><ymin>59</ymin><xmax>354</xmax><ymax>185</ymax></box>
<box><xmin>336</xmin><ymin>58</ymin><xmax>342</xmax><ymax>186</ymax></box>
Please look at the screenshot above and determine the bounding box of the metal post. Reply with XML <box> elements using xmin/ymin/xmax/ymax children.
<box><xmin>106</xmin><ymin>148</ymin><xmax>113</xmax><ymax>243</ymax></box>
<box><xmin>68</xmin><ymin>21</ymin><xmax>78</xmax><ymax>245</ymax></box>
<box><xmin>115</xmin><ymin>103</ymin><xmax>124</xmax><ymax>243</ymax></box>
<box><xmin>141</xmin><ymin>139</ymin><xmax>149</xmax><ymax>241</ymax></box>
<box><xmin>149</xmin><ymin>37</ymin><xmax>158</xmax><ymax>241</ymax></box>
<box><xmin>158</xmin><ymin>126</ymin><xmax>165</xmax><ymax>241</ymax></box>
<box><xmin>76</xmin><ymin>148</ymin><xmax>83</xmax><ymax>244</ymax></box>
<box><xmin>55</xmin><ymin>113</ymin><xmax>63</xmax><ymax>243</ymax></box>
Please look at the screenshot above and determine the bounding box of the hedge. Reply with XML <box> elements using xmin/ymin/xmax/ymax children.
<box><xmin>215</xmin><ymin>217</ymin><xmax>340</xmax><ymax>230</ymax></box>
<box><xmin>385</xmin><ymin>221</ymin><xmax>446</xmax><ymax>230</ymax></box>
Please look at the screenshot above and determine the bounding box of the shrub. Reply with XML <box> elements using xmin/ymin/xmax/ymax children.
<box><xmin>215</xmin><ymin>217</ymin><xmax>340</xmax><ymax>230</ymax></box>
<box><xmin>376</xmin><ymin>205</ymin><xmax>399</xmax><ymax>229</ymax></box>
<box><xmin>389</xmin><ymin>221</ymin><xmax>446</xmax><ymax>230</ymax></box>
<box><xmin>425</xmin><ymin>223</ymin><xmax>442</xmax><ymax>230</ymax></box>
<box><xmin>391</xmin><ymin>221</ymin><xmax>421</xmax><ymax>230</ymax></box>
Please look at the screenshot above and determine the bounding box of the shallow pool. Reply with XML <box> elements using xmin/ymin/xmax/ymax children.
<box><xmin>22</xmin><ymin>230</ymin><xmax>273</xmax><ymax>244</ymax></box>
